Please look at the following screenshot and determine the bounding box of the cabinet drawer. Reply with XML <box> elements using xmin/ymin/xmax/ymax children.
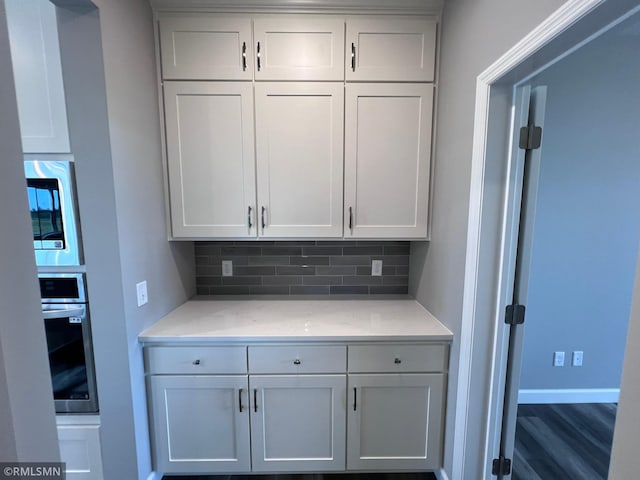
<box><xmin>348</xmin><ymin>344</ymin><xmax>447</xmax><ymax>373</ymax></box>
<box><xmin>145</xmin><ymin>346</ymin><xmax>247</xmax><ymax>374</ymax></box>
<box><xmin>248</xmin><ymin>345</ymin><xmax>346</xmax><ymax>373</ymax></box>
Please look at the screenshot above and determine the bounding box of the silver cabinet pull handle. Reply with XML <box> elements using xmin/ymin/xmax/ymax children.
<box><xmin>353</xmin><ymin>387</ymin><xmax>357</xmax><ymax>411</ymax></box>
<box><xmin>242</xmin><ymin>42</ymin><xmax>247</xmax><ymax>71</ymax></box>
<box><xmin>349</xmin><ymin>206</ymin><xmax>353</xmax><ymax>232</ymax></box>
<box><xmin>293</xmin><ymin>358</ymin><xmax>301</xmax><ymax>365</ymax></box>
<box><xmin>257</xmin><ymin>41</ymin><xmax>261</xmax><ymax>71</ymax></box>
<box><xmin>351</xmin><ymin>43</ymin><xmax>356</xmax><ymax>71</ymax></box>
<box><xmin>253</xmin><ymin>389</ymin><xmax>258</xmax><ymax>413</ymax></box>
<box><xmin>261</xmin><ymin>206</ymin><xmax>266</xmax><ymax>230</ymax></box>
<box><xmin>248</xmin><ymin>206</ymin><xmax>252</xmax><ymax>229</ymax></box>
<box><xmin>192</xmin><ymin>359</ymin><xmax>200</xmax><ymax>365</ymax></box>
<box><xmin>394</xmin><ymin>357</ymin><xmax>402</xmax><ymax>364</ymax></box>
<box><xmin>239</xmin><ymin>389</ymin><xmax>244</xmax><ymax>412</ymax></box>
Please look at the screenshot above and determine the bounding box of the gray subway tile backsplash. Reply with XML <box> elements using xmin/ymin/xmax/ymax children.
<box><xmin>194</xmin><ymin>241</ymin><xmax>410</xmax><ymax>296</ymax></box>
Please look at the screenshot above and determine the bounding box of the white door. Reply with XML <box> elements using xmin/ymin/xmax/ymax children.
<box><xmin>149</xmin><ymin>375</ymin><xmax>250</xmax><ymax>473</ymax></box>
<box><xmin>346</xmin><ymin>16</ymin><xmax>437</xmax><ymax>82</ymax></box>
<box><xmin>347</xmin><ymin>373</ymin><xmax>445</xmax><ymax>470</ymax></box>
<box><xmin>255</xmin><ymin>82</ymin><xmax>344</xmax><ymax>238</ymax></box>
<box><xmin>345</xmin><ymin>83</ymin><xmax>433</xmax><ymax>239</ymax></box>
<box><xmin>57</xmin><ymin>423</ymin><xmax>103</xmax><ymax>480</ymax></box>
<box><xmin>250</xmin><ymin>374</ymin><xmax>346</xmax><ymax>472</ymax></box>
<box><xmin>253</xmin><ymin>16</ymin><xmax>345</xmax><ymax>81</ymax></box>
<box><xmin>158</xmin><ymin>14</ymin><xmax>253</xmax><ymax>80</ymax></box>
<box><xmin>164</xmin><ymin>82</ymin><xmax>257</xmax><ymax>238</ymax></box>
<box><xmin>5</xmin><ymin>0</ymin><xmax>70</xmax><ymax>153</ymax></box>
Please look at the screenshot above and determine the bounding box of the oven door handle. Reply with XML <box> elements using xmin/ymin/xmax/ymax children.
<box><xmin>42</xmin><ymin>307</ymin><xmax>85</xmax><ymax>319</ymax></box>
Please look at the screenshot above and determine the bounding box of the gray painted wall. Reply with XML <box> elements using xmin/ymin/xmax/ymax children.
<box><xmin>0</xmin><ymin>0</ymin><xmax>59</xmax><ymax>461</ymax></box>
<box><xmin>55</xmin><ymin>0</ymin><xmax>194</xmax><ymax>478</ymax></box>
<box><xmin>519</xmin><ymin>24</ymin><xmax>640</xmax><ymax>390</ymax></box>
<box><xmin>408</xmin><ymin>0</ymin><xmax>567</xmax><ymax>475</ymax></box>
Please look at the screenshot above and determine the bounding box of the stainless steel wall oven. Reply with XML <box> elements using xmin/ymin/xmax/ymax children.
<box><xmin>25</xmin><ymin>160</ymin><xmax>83</xmax><ymax>266</ymax></box>
<box><xmin>40</xmin><ymin>273</ymin><xmax>98</xmax><ymax>413</ymax></box>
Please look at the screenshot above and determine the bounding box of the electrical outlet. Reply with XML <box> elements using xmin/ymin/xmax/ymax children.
<box><xmin>371</xmin><ymin>259</ymin><xmax>383</xmax><ymax>276</ymax></box>
<box><xmin>136</xmin><ymin>281</ymin><xmax>148</xmax><ymax>307</ymax></box>
<box><xmin>222</xmin><ymin>260</ymin><xmax>233</xmax><ymax>277</ymax></box>
<box><xmin>572</xmin><ymin>351</ymin><xmax>584</xmax><ymax>367</ymax></box>
<box><xmin>553</xmin><ymin>351</ymin><xmax>565</xmax><ymax>367</ymax></box>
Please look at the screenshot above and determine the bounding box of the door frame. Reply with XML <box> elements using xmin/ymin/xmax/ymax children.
<box><xmin>454</xmin><ymin>0</ymin><xmax>640</xmax><ymax>478</ymax></box>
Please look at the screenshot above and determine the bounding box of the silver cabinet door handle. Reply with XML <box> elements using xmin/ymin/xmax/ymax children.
<box><xmin>242</xmin><ymin>42</ymin><xmax>247</xmax><ymax>71</ymax></box>
<box><xmin>261</xmin><ymin>206</ymin><xmax>266</xmax><ymax>230</ymax></box>
<box><xmin>192</xmin><ymin>359</ymin><xmax>200</xmax><ymax>365</ymax></box>
<box><xmin>351</xmin><ymin>42</ymin><xmax>356</xmax><ymax>71</ymax></box>
<box><xmin>349</xmin><ymin>206</ymin><xmax>353</xmax><ymax>232</ymax></box>
<box><xmin>394</xmin><ymin>357</ymin><xmax>402</xmax><ymax>364</ymax></box>
<box><xmin>293</xmin><ymin>358</ymin><xmax>301</xmax><ymax>365</ymax></box>
<box><xmin>256</xmin><ymin>41</ymin><xmax>261</xmax><ymax>71</ymax></box>
<box><xmin>248</xmin><ymin>206</ymin><xmax>252</xmax><ymax>229</ymax></box>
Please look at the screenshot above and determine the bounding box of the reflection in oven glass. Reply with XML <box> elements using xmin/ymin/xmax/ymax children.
<box><xmin>45</xmin><ymin>316</ymin><xmax>89</xmax><ymax>400</ymax></box>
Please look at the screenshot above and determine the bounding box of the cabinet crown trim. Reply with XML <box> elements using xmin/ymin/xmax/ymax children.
<box><xmin>151</xmin><ymin>0</ymin><xmax>443</xmax><ymax>15</ymax></box>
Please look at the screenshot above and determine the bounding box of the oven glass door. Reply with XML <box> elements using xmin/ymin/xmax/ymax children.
<box><xmin>27</xmin><ymin>178</ymin><xmax>65</xmax><ymax>250</ymax></box>
<box><xmin>43</xmin><ymin>305</ymin><xmax>98</xmax><ymax>413</ymax></box>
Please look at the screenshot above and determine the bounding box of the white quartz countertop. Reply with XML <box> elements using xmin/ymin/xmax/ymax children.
<box><xmin>139</xmin><ymin>299</ymin><xmax>453</xmax><ymax>343</ymax></box>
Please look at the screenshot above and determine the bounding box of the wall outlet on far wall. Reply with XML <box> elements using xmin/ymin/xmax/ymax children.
<box><xmin>371</xmin><ymin>259</ymin><xmax>383</xmax><ymax>276</ymax></box>
<box><xmin>553</xmin><ymin>351</ymin><xmax>565</xmax><ymax>367</ymax></box>
<box><xmin>222</xmin><ymin>260</ymin><xmax>233</xmax><ymax>277</ymax></box>
<box><xmin>572</xmin><ymin>350</ymin><xmax>584</xmax><ymax>366</ymax></box>
<box><xmin>136</xmin><ymin>280</ymin><xmax>148</xmax><ymax>307</ymax></box>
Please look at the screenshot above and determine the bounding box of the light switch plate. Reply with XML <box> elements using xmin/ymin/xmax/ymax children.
<box><xmin>371</xmin><ymin>259</ymin><xmax>383</xmax><ymax>276</ymax></box>
<box><xmin>136</xmin><ymin>281</ymin><xmax>148</xmax><ymax>307</ymax></box>
<box><xmin>222</xmin><ymin>260</ymin><xmax>233</xmax><ymax>277</ymax></box>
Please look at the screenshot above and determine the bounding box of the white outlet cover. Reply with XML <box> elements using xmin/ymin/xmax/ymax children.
<box><xmin>222</xmin><ymin>260</ymin><xmax>233</xmax><ymax>277</ymax></box>
<box><xmin>371</xmin><ymin>259</ymin><xmax>383</xmax><ymax>276</ymax></box>
<box><xmin>572</xmin><ymin>351</ymin><xmax>584</xmax><ymax>366</ymax></box>
<box><xmin>553</xmin><ymin>351</ymin><xmax>565</xmax><ymax>367</ymax></box>
<box><xmin>136</xmin><ymin>281</ymin><xmax>148</xmax><ymax>307</ymax></box>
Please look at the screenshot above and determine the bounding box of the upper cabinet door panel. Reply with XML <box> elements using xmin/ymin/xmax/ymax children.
<box><xmin>253</xmin><ymin>16</ymin><xmax>345</xmax><ymax>81</ymax></box>
<box><xmin>346</xmin><ymin>16</ymin><xmax>437</xmax><ymax>82</ymax></box>
<box><xmin>344</xmin><ymin>83</ymin><xmax>433</xmax><ymax>239</ymax></box>
<box><xmin>6</xmin><ymin>0</ymin><xmax>70</xmax><ymax>153</ymax></box>
<box><xmin>159</xmin><ymin>15</ymin><xmax>253</xmax><ymax>80</ymax></box>
<box><xmin>164</xmin><ymin>82</ymin><xmax>256</xmax><ymax>238</ymax></box>
<box><xmin>255</xmin><ymin>83</ymin><xmax>344</xmax><ymax>238</ymax></box>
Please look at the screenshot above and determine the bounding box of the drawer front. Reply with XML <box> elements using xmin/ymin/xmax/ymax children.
<box><xmin>348</xmin><ymin>344</ymin><xmax>447</xmax><ymax>373</ymax></box>
<box><xmin>145</xmin><ymin>346</ymin><xmax>247</xmax><ymax>374</ymax></box>
<box><xmin>248</xmin><ymin>345</ymin><xmax>346</xmax><ymax>374</ymax></box>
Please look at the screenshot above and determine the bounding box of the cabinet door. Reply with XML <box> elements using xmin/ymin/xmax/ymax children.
<box><xmin>253</xmin><ymin>16</ymin><xmax>345</xmax><ymax>81</ymax></box>
<box><xmin>149</xmin><ymin>375</ymin><xmax>250</xmax><ymax>473</ymax></box>
<box><xmin>345</xmin><ymin>83</ymin><xmax>433</xmax><ymax>239</ymax></box>
<box><xmin>57</xmin><ymin>424</ymin><xmax>103</xmax><ymax>480</ymax></box>
<box><xmin>255</xmin><ymin>83</ymin><xmax>343</xmax><ymax>238</ymax></box>
<box><xmin>159</xmin><ymin>15</ymin><xmax>253</xmax><ymax>80</ymax></box>
<box><xmin>347</xmin><ymin>373</ymin><xmax>445</xmax><ymax>470</ymax></box>
<box><xmin>250</xmin><ymin>375</ymin><xmax>346</xmax><ymax>472</ymax></box>
<box><xmin>5</xmin><ymin>0</ymin><xmax>70</xmax><ymax>153</ymax></box>
<box><xmin>346</xmin><ymin>16</ymin><xmax>437</xmax><ymax>82</ymax></box>
<box><xmin>164</xmin><ymin>82</ymin><xmax>257</xmax><ymax>238</ymax></box>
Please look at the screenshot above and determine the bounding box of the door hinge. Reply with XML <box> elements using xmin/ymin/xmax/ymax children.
<box><xmin>492</xmin><ymin>455</ymin><xmax>512</xmax><ymax>476</ymax></box>
<box><xmin>519</xmin><ymin>124</ymin><xmax>542</xmax><ymax>150</ymax></box>
<box><xmin>505</xmin><ymin>304</ymin><xmax>526</xmax><ymax>325</ymax></box>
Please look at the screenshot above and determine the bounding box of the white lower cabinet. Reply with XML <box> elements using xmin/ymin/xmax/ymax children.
<box><xmin>347</xmin><ymin>373</ymin><xmax>445</xmax><ymax>470</ymax></box>
<box><xmin>250</xmin><ymin>375</ymin><xmax>346</xmax><ymax>471</ymax></box>
<box><xmin>145</xmin><ymin>343</ymin><xmax>447</xmax><ymax>475</ymax></box>
<box><xmin>56</xmin><ymin>417</ymin><xmax>103</xmax><ymax>480</ymax></box>
<box><xmin>149</xmin><ymin>375</ymin><xmax>251</xmax><ymax>473</ymax></box>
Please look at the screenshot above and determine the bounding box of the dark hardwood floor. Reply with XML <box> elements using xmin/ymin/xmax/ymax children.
<box><xmin>513</xmin><ymin>403</ymin><xmax>617</xmax><ymax>480</ymax></box>
<box><xmin>164</xmin><ymin>473</ymin><xmax>436</xmax><ymax>480</ymax></box>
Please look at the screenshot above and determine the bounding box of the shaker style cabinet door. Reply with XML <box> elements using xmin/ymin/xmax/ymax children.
<box><xmin>255</xmin><ymin>82</ymin><xmax>344</xmax><ymax>238</ymax></box>
<box><xmin>149</xmin><ymin>375</ymin><xmax>251</xmax><ymax>473</ymax></box>
<box><xmin>346</xmin><ymin>16</ymin><xmax>437</xmax><ymax>82</ymax></box>
<box><xmin>347</xmin><ymin>373</ymin><xmax>445</xmax><ymax>471</ymax></box>
<box><xmin>164</xmin><ymin>82</ymin><xmax>257</xmax><ymax>238</ymax></box>
<box><xmin>250</xmin><ymin>374</ymin><xmax>347</xmax><ymax>472</ymax></box>
<box><xmin>344</xmin><ymin>83</ymin><xmax>433</xmax><ymax>239</ymax></box>
<box><xmin>159</xmin><ymin>14</ymin><xmax>253</xmax><ymax>80</ymax></box>
<box><xmin>253</xmin><ymin>16</ymin><xmax>345</xmax><ymax>81</ymax></box>
<box><xmin>5</xmin><ymin>0</ymin><xmax>70</xmax><ymax>153</ymax></box>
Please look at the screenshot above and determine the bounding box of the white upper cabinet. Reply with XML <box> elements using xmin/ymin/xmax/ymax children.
<box><xmin>164</xmin><ymin>82</ymin><xmax>257</xmax><ymax>238</ymax></box>
<box><xmin>253</xmin><ymin>16</ymin><xmax>345</xmax><ymax>81</ymax></box>
<box><xmin>346</xmin><ymin>16</ymin><xmax>437</xmax><ymax>82</ymax></box>
<box><xmin>6</xmin><ymin>0</ymin><xmax>70</xmax><ymax>153</ymax></box>
<box><xmin>255</xmin><ymin>82</ymin><xmax>344</xmax><ymax>238</ymax></box>
<box><xmin>159</xmin><ymin>14</ymin><xmax>253</xmax><ymax>80</ymax></box>
<box><xmin>344</xmin><ymin>83</ymin><xmax>433</xmax><ymax>239</ymax></box>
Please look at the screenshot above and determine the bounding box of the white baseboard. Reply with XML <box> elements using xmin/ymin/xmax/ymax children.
<box><xmin>146</xmin><ymin>472</ymin><xmax>162</xmax><ymax>480</ymax></box>
<box><xmin>518</xmin><ymin>388</ymin><xmax>619</xmax><ymax>404</ymax></box>
<box><xmin>435</xmin><ymin>468</ymin><xmax>450</xmax><ymax>480</ymax></box>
